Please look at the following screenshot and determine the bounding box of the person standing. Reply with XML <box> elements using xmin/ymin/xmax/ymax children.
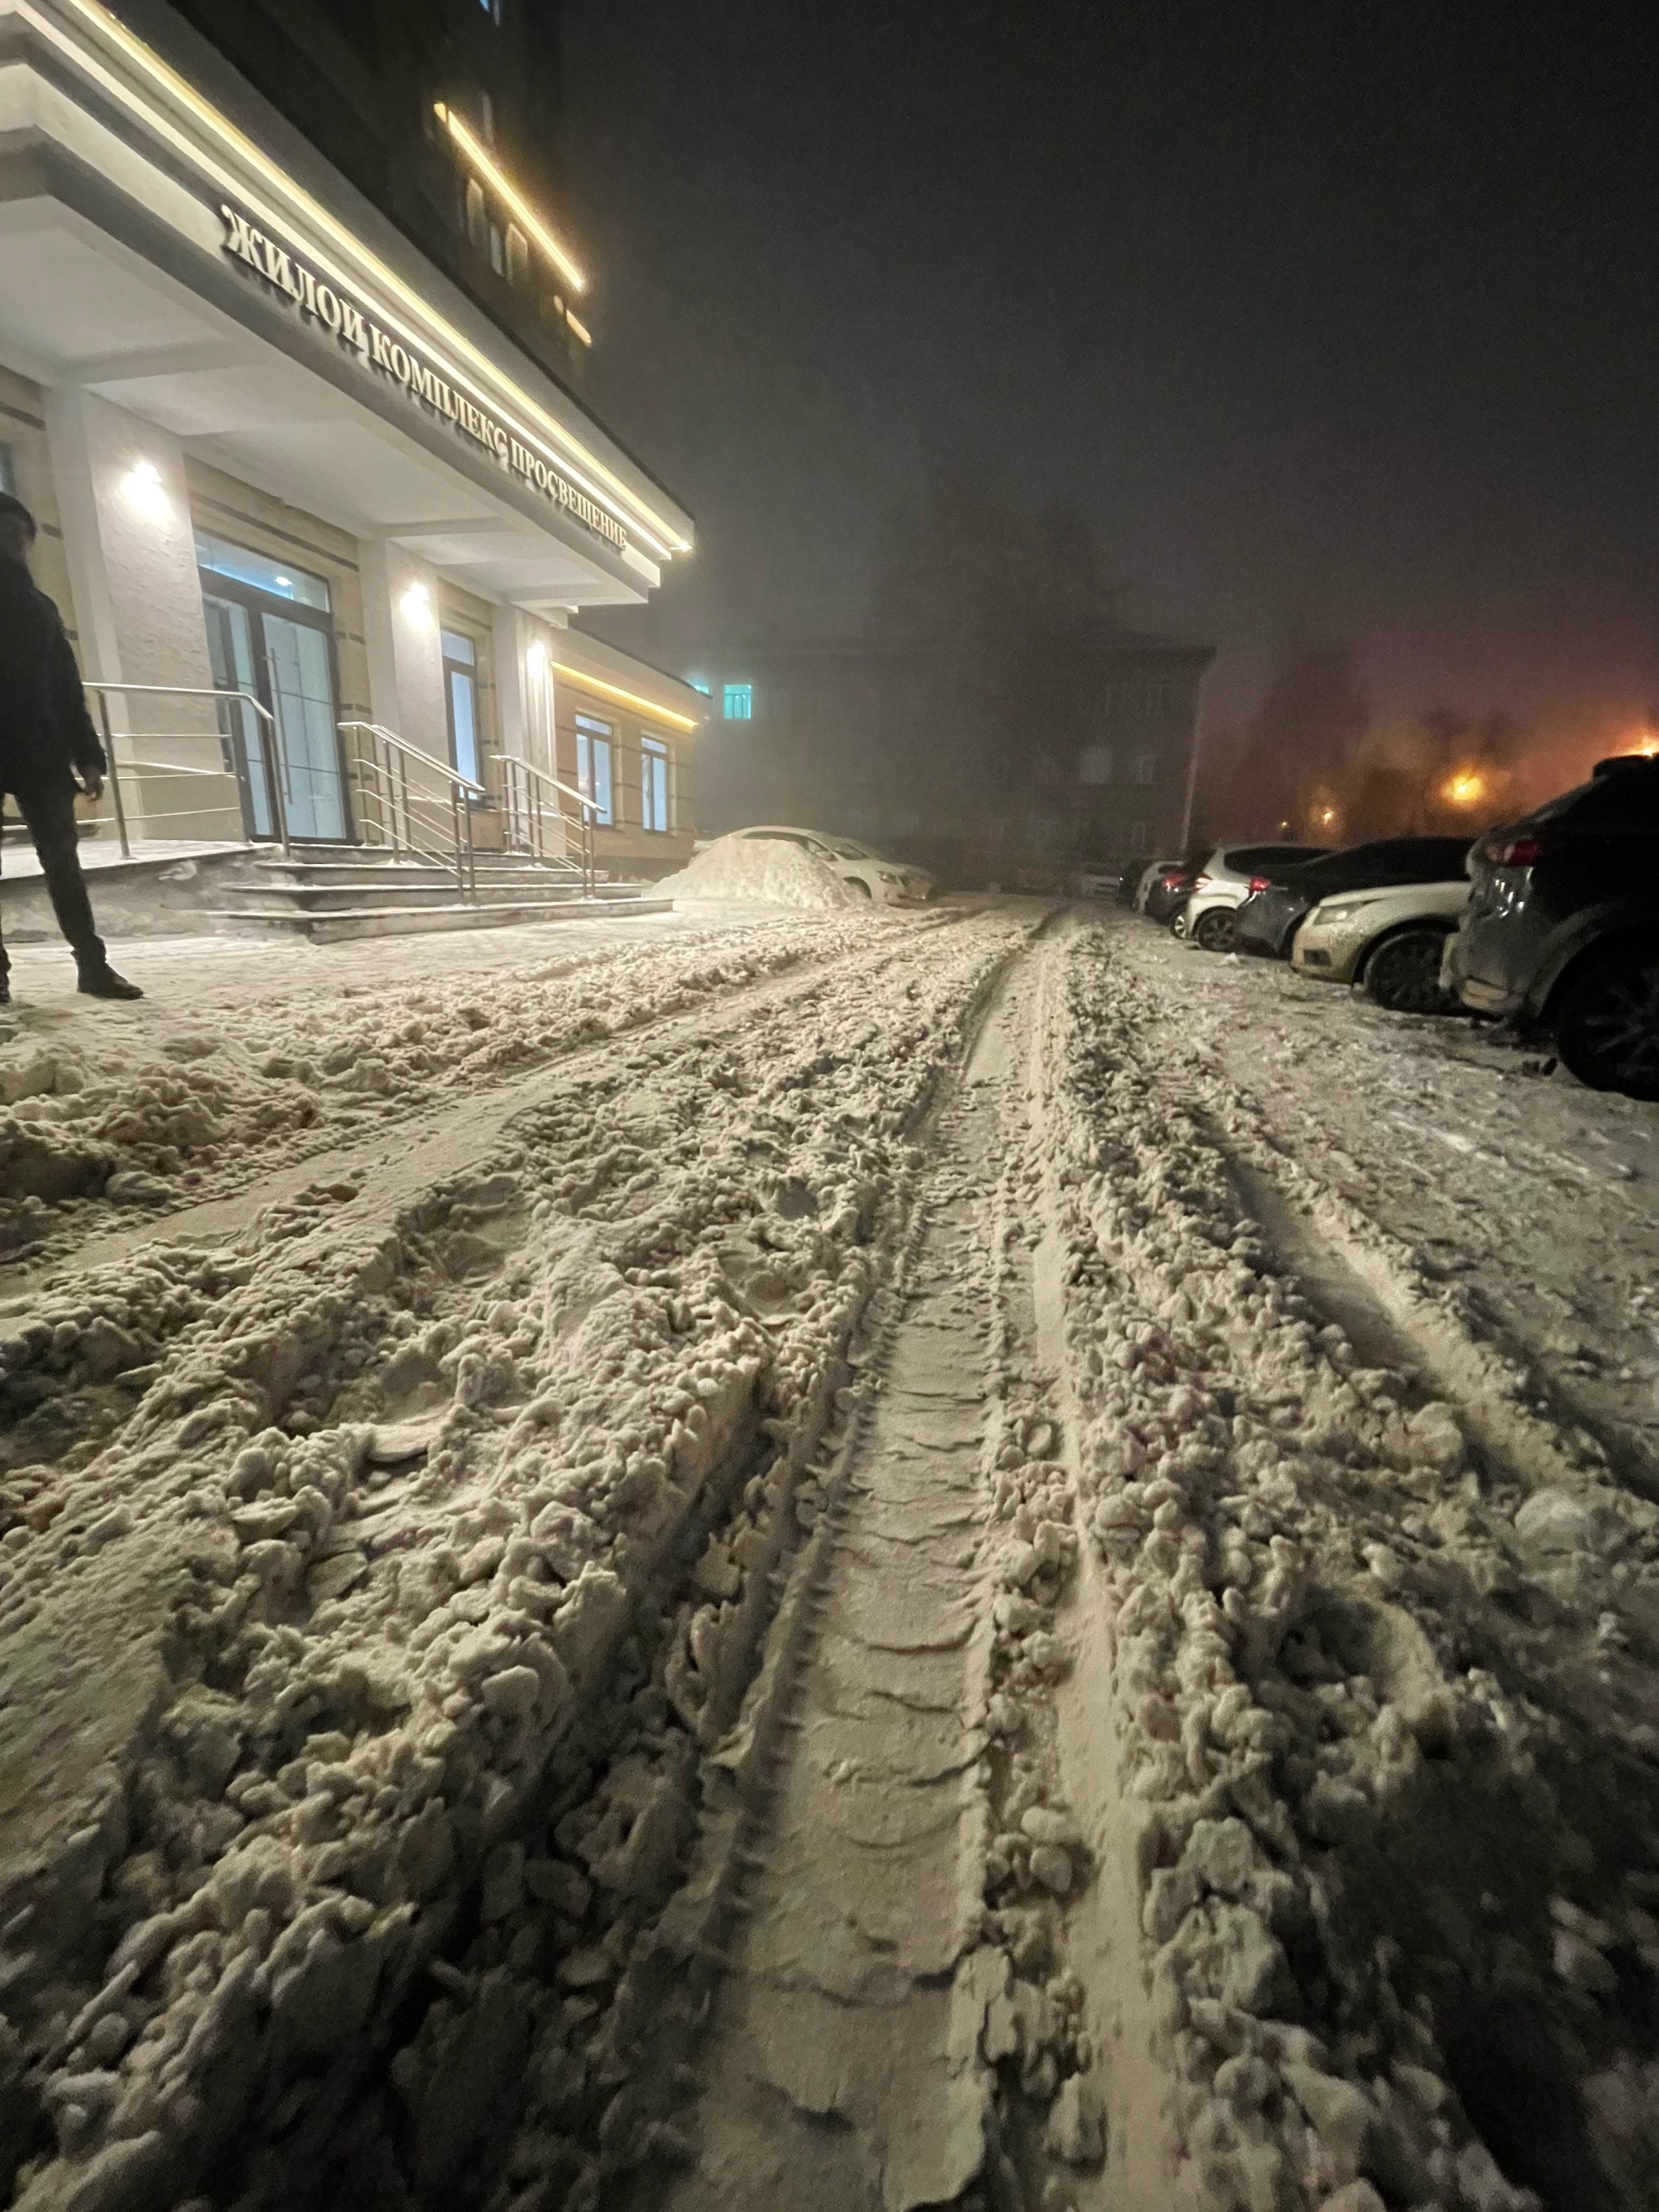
<box><xmin>0</xmin><ymin>493</ymin><xmax>140</xmax><ymax>1003</ymax></box>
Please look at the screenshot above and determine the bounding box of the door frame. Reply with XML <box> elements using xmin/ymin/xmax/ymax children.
<box><xmin>197</xmin><ymin>565</ymin><xmax>354</xmax><ymax>843</ymax></box>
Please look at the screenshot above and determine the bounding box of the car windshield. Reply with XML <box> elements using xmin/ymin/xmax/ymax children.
<box><xmin>823</xmin><ymin>836</ymin><xmax>878</xmax><ymax>858</ymax></box>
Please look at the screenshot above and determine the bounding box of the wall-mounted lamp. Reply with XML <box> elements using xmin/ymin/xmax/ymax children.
<box><xmin>525</xmin><ymin>639</ymin><xmax>547</xmax><ymax>677</ymax></box>
<box><xmin>121</xmin><ymin>458</ymin><xmax>169</xmax><ymax>521</ymax></box>
<box><xmin>400</xmin><ymin>581</ymin><xmax>435</xmax><ymax>632</ymax></box>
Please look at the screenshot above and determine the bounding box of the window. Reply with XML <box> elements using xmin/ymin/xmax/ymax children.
<box><xmin>641</xmin><ymin>736</ymin><xmax>671</xmax><ymax>832</ymax></box>
<box><xmin>480</xmin><ymin>91</ymin><xmax>496</xmax><ymax>143</ymax></box>
<box><xmin>1134</xmin><ymin>753</ymin><xmax>1157</xmax><ymax>785</ymax></box>
<box><xmin>195</xmin><ymin>532</ymin><xmax>330</xmax><ymax>610</ymax></box>
<box><xmin>506</xmin><ymin>226</ymin><xmax>529</xmax><ymax>287</ymax></box>
<box><xmin>0</xmin><ymin>443</ymin><xmax>14</xmax><ymax>497</ymax></box>
<box><xmin>688</xmin><ymin>677</ymin><xmax>711</xmax><ymax>696</ymax></box>
<box><xmin>575</xmin><ymin>713</ymin><xmax>613</xmax><ymax>824</ymax></box>
<box><xmin>1078</xmin><ymin>746</ymin><xmax>1113</xmax><ymax>786</ymax></box>
<box><xmin>441</xmin><ymin>630</ymin><xmax>483</xmax><ymax>787</ymax></box>
<box><xmin>488</xmin><ymin>222</ymin><xmax>505</xmax><ymax>276</ymax></box>
<box><xmin>465</xmin><ymin>179</ymin><xmax>486</xmax><ymax>247</ymax></box>
<box><xmin>1128</xmin><ymin>820</ymin><xmax>1150</xmax><ymax>852</ymax></box>
<box><xmin>722</xmin><ymin>682</ymin><xmax>752</xmax><ymax>720</ymax></box>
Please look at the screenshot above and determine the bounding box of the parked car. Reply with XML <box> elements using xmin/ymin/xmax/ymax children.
<box><xmin>1293</xmin><ymin>878</ymin><xmax>1471</xmax><ymax>1011</ymax></box>
<box><xmin>1236</xmin><ymin>838</ymin><xmax>1475</xmax><ymax>960</ymax></box>
<box><xmin>1076</xmin><ymin>861</ymin><xmax>1122</xmax><ymax>899</ymax></box>
<box><xmin>1447</xmin><ymin>753</ymin><xmax>1659</xmax><ymax>1097</ymax></box>
<box><xmin>1178</xmin><ymin>843</ymin><xmax>1332</xmax><ymax>951</ymax></box>
<box><xmin>1129</xmin><ymin>856</ymin><xmax>1180</xmax><ymax>911</ymax></box>
<box><xmin>1146</xmin><ymin>861</ymin><xmax>1201</xmax><ymax>925</ymax></box>
<box><xmin>728</xmin><ymin>826</ymin><xmax>935</xmax><ymax>905</ymax></box>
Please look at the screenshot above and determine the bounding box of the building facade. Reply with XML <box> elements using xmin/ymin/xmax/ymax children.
<box><xmin>149</xmin><ymin>0</ymin><xmax>589</xmax><ymax>390</ymax></box>
<box><xmin>689</xmin><ymin>628</ymin><xmax>1212</xmax><ymax>883</ymax></box>
<box><xmin>0</xmin><ymin>0</ymin><xmax>695</xmax><ymax>872</ymax></box>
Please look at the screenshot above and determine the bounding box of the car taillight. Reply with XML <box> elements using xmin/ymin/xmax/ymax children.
<box><xmin>1247</xmin><ymin>875</ymin><xmax>1272</xmax><ymax>893</ymax></box>
<box><xmin>1483</xmin><ymin>836</ymin><xmax>1542</xmax><ymax>867</ymax></box>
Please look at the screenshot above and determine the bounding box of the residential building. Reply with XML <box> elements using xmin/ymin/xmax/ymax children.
<box><xmin>0</xmin><ymin>0</ymin><xmax>693</xmax><ymax>910</ymax></box>
<box><xmin>688</xmin><ymin>627</ymin><xmax>1212</xmax><ymax>882</ymax></box>
<box><xmin>148</xmin><ymin>0</ymin><xmax>592</xmax><ymax>390</ymax></box>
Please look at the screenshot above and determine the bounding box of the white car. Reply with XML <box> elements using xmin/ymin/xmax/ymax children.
<box><xmin>1179</xmin><ymin>842</ymin><xmax>1332</xmax><ymax>950</ymax></box>
<box><xmin>1293</xmin><ymin>878</ymin><xmax>1471</xmax><ymax>1011</ymax></box>
<box><xmin>728</xmin><ymin>825</ymin><xmax>934</xmax><ymax>905</ymax></box>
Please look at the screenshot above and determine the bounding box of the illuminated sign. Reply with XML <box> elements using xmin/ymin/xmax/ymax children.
<box><xmin>218</xmin><ymin>204</ymin><xmax>628</xmax><ymax>556</ymax></box>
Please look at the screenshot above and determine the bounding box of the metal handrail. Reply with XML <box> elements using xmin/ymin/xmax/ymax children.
<box><xmin>339</xmin><ymin>721</ymin><xmax>480</xmax><ymax>898</ymax></box>
<box><xmin>83</xmin><ymin>682</ymin><xmax>283</xmax><ymax>858</ymax></box>
<box><xmin>491</xmin><ymin>752</ymin><xmax>597</xmax><ymax>897</ymax></box>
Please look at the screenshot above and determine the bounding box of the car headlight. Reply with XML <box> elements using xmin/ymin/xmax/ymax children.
<box><xmin>1313</xmin><ymin>899</ymin><xmax>1374</xmax><ymax>923</ymax></box>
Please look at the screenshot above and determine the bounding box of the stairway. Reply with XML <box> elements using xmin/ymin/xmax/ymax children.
<box><xmin>207</xmin><ymin>848</ymin><xmax>671</xmax><ymax>943</ymax></box>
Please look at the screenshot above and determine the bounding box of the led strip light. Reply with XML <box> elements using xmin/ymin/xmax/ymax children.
<box><xmin>434</xmin><ymin>103</ymin><xmax>586</xmax><ymax>296</ymax></box>
<box><xmin>31</xmin><ymin>0</ymin><xmax>691</xmax><ymax>556</ymax></box>
<box><xmin>554</xmin><ymin>662</ymin><xmax>701</xmax><ymax>733</ymax></box>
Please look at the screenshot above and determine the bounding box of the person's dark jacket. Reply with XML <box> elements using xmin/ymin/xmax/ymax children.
<box><xmin>0</xmin><ymin>556</ymin><xmax>106</xmax><ymax>785</ymax></box>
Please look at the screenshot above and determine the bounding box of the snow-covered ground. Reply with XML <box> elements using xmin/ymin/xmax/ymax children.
<box><xmin>3</xmin><ymin>900</ymin><xmax>1656</xmax><ymax>2212</ymax></box>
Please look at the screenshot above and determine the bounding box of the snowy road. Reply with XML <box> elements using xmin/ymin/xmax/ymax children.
<box><xmin>3</xmin><ymin>905</ymin><xmax>1658</xmax><ymax>2212</ymax></box>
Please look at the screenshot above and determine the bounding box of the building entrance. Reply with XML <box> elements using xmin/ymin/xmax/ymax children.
<box><xmin>197</xmin><ymin>533</ymin><xmax>350</xmax><ymax>842</ymax></box>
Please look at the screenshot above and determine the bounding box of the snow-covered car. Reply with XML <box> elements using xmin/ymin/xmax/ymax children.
<box><xmin>1178</xmin><ymin>842</ymin><xmax>1332</xmax><ymax>951</ymax></box>
<box><xmin>1130</xmin><ymin>857</ymin><xmax>1180</xmax><ymax>911</ymax></box>
<box><xmin>1292</xmin><ymin>877</ymin><xmax>1471</xmax><ymax>1011</ymax></box>
<box><xmin>726</xmin><ymin>826</ymin><xmax>934</xmax><ymax>904</ymax></box>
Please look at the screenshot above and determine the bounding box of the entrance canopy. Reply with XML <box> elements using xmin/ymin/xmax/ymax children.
<box><xmin>0</xmin><ymin>0</ymin><xmax>692</xmax><ymax>612</ymax></box>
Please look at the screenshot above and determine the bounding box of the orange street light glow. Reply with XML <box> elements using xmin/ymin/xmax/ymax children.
<box><xmin>1444</xmin><ymin>772</ymin><xmax>1485</xmax><ymax>806</ymax></box>
<box><xmin>435</xmin><ymin>105</ymin><xmax>588</xmax><ymax>295</ymax></box>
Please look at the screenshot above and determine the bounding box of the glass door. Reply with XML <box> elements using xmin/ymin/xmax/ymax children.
<box><xmin>264</xmin><ymin>615</ymin><xmax>347</xmax><ymax>840</ymax></box>
<box><xmin>202</xmin><ymin>594</ymin><xmax>276</xmax><ymax>839</ymax></box>
<box><xmin>197</xmin><ymin>536</ymin><xmax>350</xmax><ymax>843</ymax></box>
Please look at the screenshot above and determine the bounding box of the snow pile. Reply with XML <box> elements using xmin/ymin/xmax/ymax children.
<box><xmin>0</xmin><ymin>907</ymin><xmax>1033</xmax><ymax>2212</ymax></box>
<box><xmin>655</xmin><ymin>833</ymin><xmax>858</xmax><ymax>908</ymax></box>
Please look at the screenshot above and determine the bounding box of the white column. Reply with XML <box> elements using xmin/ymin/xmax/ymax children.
<box><xmin>45</xmin><ymin>388</ymin><xmax>228</xmax><ymax>842</ymax></box>
<box><xmin>493</xmin><ymin>606</ymin><xmax>557</xmax><ymax>779</ymax></box>
<box><xmin>357</xmin><ymin>539</ymin><xmax>448</xmax><ymax>761</ymax></box>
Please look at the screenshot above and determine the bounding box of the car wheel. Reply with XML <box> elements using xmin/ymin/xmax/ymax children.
<box><xmin>1554</xmin><ymin>946</ymin><xmax>1659</xmax><ymax>1099</ymax></box>
<box><xmin>1192</xmin><ymin>908</ymin><xmax>1236</xmax><ymax>953</ymax></box>
<box><xmin>1363</xmin><ymin>928</ymin><xmax>1456</xmax><ymax>1014</ymax></box>
<box><xmin>847</xmin><ymin>877</ymin><xmax>874</xmax><ymax>899</ymax></box>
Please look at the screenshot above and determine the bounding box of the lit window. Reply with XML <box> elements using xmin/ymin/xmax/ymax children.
<box><xmin>442</xmin><ymin>629</ymin><xmax>483</xmax><ymax>787</ymax></box>
<box><xmin>506</xmin><ymin>226</ymin><xmax>529</xmax><ymax>287</ymax></box>
<box><xmin>1078</xmin><ymin>746</ymin><xmax>1113</xmax><ymax>786</ymax></box>
<box><xmin>575</xmin><ymin>713</ymin><xmax>613</xmax><ymax>824</ymax></box>
<box><xmin>489</xmin><ymin>223</ymin><xmax>505</xmax><ymax>275</ymax></box>
<box><xmin>1135</xmin><ymin>753</ymin><xmax>1157</xmax><ymax>785</ymax></box>
<box><xmin>722</xmin><ymin>683</ymin><xmax>752</xmax><ymax>720</ymax></box>
<box><xmin>195</xmin><ymin>531</ymin><xmax>330</xmax><ymax>610</ymax></box>
<box><xmin>641</xmin><ymin>736</ymin><xmax>671</xmax><ymax>832</ymax></box>
<box><xmin>688</xmin><ymin>677</ymin><xmax>711</xmax><ymax>696</ymax></box>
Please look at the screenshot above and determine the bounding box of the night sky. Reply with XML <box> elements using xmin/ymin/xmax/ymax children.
<box><xmin>565</xmin><ymin>0</ymin><xmax>1659</xmax><ymax>763</ymax></box>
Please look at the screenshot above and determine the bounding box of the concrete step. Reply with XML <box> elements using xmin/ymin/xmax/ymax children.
<box><xmin>241</xmin><ymin>860</ymin><xmax>586</xmax><ymax>891</ymax></box>
<box><xmin>201</xmin><ymin>897</ymin><xmax>673</xmax><ymax>944</ymax></box>
<box><xmin>219</xmin><ymin>878</ymin><xmax>596</xmax><ymax>913</ymax></box>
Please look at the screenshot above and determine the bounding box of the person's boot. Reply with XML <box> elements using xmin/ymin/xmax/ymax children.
<box><xmin>77</xmin><ymin>963</ymin><xmax>143</xmax><ymax>1001</ymax></box>
<box><xmin>0</xmin><ymin>979</ymin><xmax>10</xmax><ymax>1006</ymax></box>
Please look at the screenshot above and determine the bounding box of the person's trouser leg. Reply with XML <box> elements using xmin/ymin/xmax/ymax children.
<box><xmin>13</xmin><ymin>779</ymin><xmax>105</xmax><ymax>971</ymax></box>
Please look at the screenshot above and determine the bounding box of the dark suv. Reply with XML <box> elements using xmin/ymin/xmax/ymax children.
<box><xmin>1236</xmin><ymin>837</ymin><xmax>1475</xmax><ymax>959</ymax></box>
<box><xmin>1449</xmin><ymin>754</ymin><xmax>1659</xmax><ymax>1097</ymax></box>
